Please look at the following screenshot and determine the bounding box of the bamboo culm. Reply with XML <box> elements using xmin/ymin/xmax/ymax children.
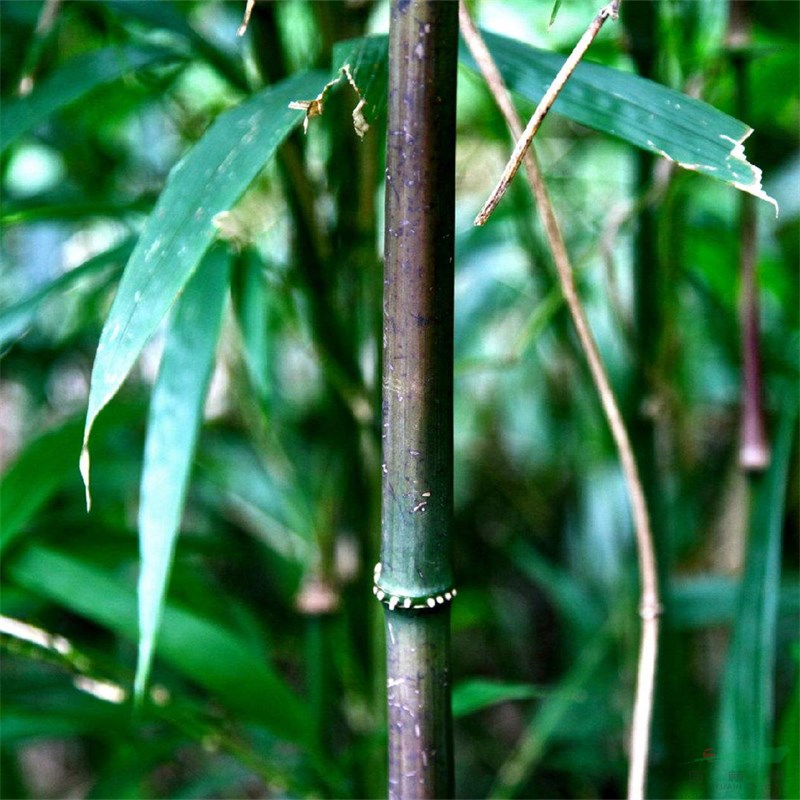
<box><xmin>378</xmin><ymin>1</ymin><xmax>459</xmax><ymax>796</ymax></box>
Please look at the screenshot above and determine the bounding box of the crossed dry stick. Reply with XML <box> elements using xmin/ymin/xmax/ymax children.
<box><xmin>460</xmin><ymin>3</ymin><xmax>662</xmax><ymax>799</ymax></box>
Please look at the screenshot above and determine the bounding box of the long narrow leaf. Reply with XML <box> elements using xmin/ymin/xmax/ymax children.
<box><xmin>80</xmin><ymin>69</ymin><xmax>330</xmax><ymax>502</ymax></box>
<box><xmin>0</xmin><ymin>45</ymin><xmax>182</xmax><ymax>152</ymax></box>
<box><xmin>467</xmin><ymin>31</ymin><xmax>777</xmax><ymax>210</ymax></box>
<box><xmin>713</xmin><ymin>404</ymin><xmax>797</xmax><ymax>798</ymax></box>
<box><xmin>0</xmin><ymin>420</ymin><xmax>83</xmax><ymax>556</ymax></box>
<box><xmin>453</xmin><ymin>679</ymin><xmax>546</xmax><ymax>718</ymax></box>
<box><xmin>7</xmin><ymin>545</ymin><xmax>311</xmax><ymax>745</ymax></box>
<box><xmin>331</xmin><ymin>33</ymin><xmax>775</xmax><ymax>209</ymax></box>
<box><xmin>135</xmin><ymin>245</ymin><xmax>230</xmax><ymax>701</ymax></box>
<box><xmin>490</xmin><ymin>623</ymin><xmax>612</xmax><ymax>798</ymax></box>
<box><xmin>0</xmin><ymin>239</ymin><xmax>132</xmax><ymax>351</ymax></box>
<box><xmin>106</xmin><ymin>0</ymin><xmax>249</xmax><ymax>91</ymax></box>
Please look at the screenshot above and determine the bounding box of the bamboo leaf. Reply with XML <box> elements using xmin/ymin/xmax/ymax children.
<box><xmin>548</xmin><ymin>0</ymin><xmax>564</xmax><ymax>29</ymax></box>
<box><xmin>195</xmin><ymin>436</ymin><xmax>314</xmax><ymax>567</ymax></box>
<box><xmin>0</xmin><ymin>239</ymin><xmax>132</xmax><ymax>351</ymax></box>
<box><xmin>0</xmin><ymin>420</ymin><xmax>83</xmax><ymax>556</ymax></box>
<box><xmin>453</xmin><ymin>679</ymin><xmax>546</xmax><ymax>718</ymax></box>
<box><xmin>332</xmin><ymin>35</ymin><xmax>389</xmax><ymax>131</ymax></box>
<box><xmin>328</xmin><ymin>33</ymin><xmax>777</xmax><ymax>209</ymax></box>
<box><xmin>7</xmin><ymin>545</ymin><xmax>312</xmax><ymax>745</ymax></box>
<box><xmin>713</xmin><ymin>403</ymin><xmax>797</xmax><ymax>798</ymax></box>
<box><xmin>0</xmin><ymin>45</ymin><xmax>183</xmax><ymax>152</ymax></box>
<box><xmin>490</xmin><ymin>623</ymin><xmax>612</xmax><ymax>798</ymax></box>
<box><xmin>105</xmin><ymin>0</ymin><xmax>249</xmax><ymax>91</ymax></box>
<box><xmin>466</xmin><ymin>31</ymin><xmax>777</xmax><ymax>211</ymax></box>
<box><xmin>778</xmin><ymin>665</ymin><xmax>800</xmax><ymax>800</ymax></box>
<box><xmin>80</xmin><ymin>69</ymin><xmax>330</xmax><ymax>504</ymax></box>
<box><xmin>509</xmin><ymin>541</ymin><xmax>604</xmax><ymax>631</ymax></box>
<box><xmin>230</xmin><ymin>249</ymin><xmax>273</xmax><ymax>406</ymax></box>
<box><xmin>134</xmin><ymin>245</ymin><xmax>230</xmax><ymax>702</ymax></box>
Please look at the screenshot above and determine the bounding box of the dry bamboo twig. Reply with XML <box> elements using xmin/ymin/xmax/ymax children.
<box><xmin>237</xmin><ymin>0</ymin><xmax>256</xmax><ymax>37</ymax></box>
<box><xmin>459</xmin><ymin>4</ymin><xmax>661</xmax><ymax>799</ymax></box>
<box><xmin>474</xmin><ymin>0</ymin><xmax>619</xmax><ymax>226</ymax></box>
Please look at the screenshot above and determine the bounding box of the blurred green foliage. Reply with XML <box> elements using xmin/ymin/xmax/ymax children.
<box><xmin>1</xmin><ymin>1</ymin><xmax>797</xmax><ymax>798</ymax></box>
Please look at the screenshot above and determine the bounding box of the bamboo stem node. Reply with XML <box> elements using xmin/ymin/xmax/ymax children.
<box><xmin>373</xmin><ymin>562</ymin><xmax>457</xmax><ymax>611</ymax></box>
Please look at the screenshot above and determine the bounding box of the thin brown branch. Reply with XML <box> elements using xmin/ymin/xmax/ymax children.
<box><xmin>459</xmin><ymin>5</ymin><xmax>660</xmax><ymax>799</ymax></box>
<box><xmin>473</xmin><ymin>0</ymin><xmax>620</xmax><ymax>226</ymax></box>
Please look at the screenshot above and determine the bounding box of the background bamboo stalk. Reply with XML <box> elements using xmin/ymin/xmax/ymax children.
<box><xmin>380</xmin><ymin>0</ymin><xmax>459</xmax><ymax>796</ymax></box>
<box><xmin>728</xmin><ymin>0</ymin><xmax>770</xmax><ymax>472</ymax></box>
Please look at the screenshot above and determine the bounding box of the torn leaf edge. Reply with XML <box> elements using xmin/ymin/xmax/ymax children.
<box><xmin>720</xmin><ymin>130</ymin><xmax>779</xmax><ymax>216</ymax></box>
<box><xmin>288</xmin><ymin>63</ymin><xmax>369</xmax><ymax>139</ymax></box>
<box><xmin>647</xmin><ymin>129</ymin><xmax>778</xmax><ymax>216</ymax></box>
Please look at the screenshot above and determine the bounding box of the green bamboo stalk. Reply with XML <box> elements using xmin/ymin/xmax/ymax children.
<box><xmin>378</xmin><ymin>1</ymin><xmax>459</xmax><ymax>796</ymax></box>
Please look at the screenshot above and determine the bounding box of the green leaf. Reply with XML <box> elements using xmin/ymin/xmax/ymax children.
<box><xmin>549</xmin><ymin>0</ymin><xmax>564</xmax><ymax>29</ymax></box>
<box><xmin>1</xmin><ymin>196</ymin><xmax>155</xmax><ymax>225</ymax></box>
<box><xmin>509</xmin><ymin>541</ymin><xmax>604</xmax><ymax>631</ymax></box>
<box><xmin>453</xmin><ymin>679</ymin><xmax>545</xmax><ymax>718</ymax></box>
<box><xmin>195</xmin><ymin>435</ymin><xmax>314</xmax><ymax>567</ymax></box>
<box><xmin>6</xmin><ymin>545</ymin><xmax>311</xmax><ymax>745</ymax></box>
<box><xmin>135</xmin><ymin>245</ymin><xmax>230</xmax><ymax>702</ymax></box>
<box><xmin>778</xmin><ymin>665</ymin><xmax>799</xmax><ymax>800</ymax></box>
<box><xmin>670</xmin><ymin>576</ymin><xmax>800</xmax><ymax>628</ymax></box>
<box><xmin>332</xmin><ymin>35</ymin><xmax>389</xmax><ymax>131</ymax></box>
<box><xmin>230</xmin><ymin>249</ymin><xmax>273</xmax><ymax>406</ymax></box>
<box><xmin>0</xmin><ymin>45</ymin><xmax>182</xmax><ymax>152</ymax></box>
<box><xmin>0</xmin><ymin>419</ymin><xmax>83</xmax><ymax>556</ymax></box>
<box><xmin>322</xmin><ymin>33</ymin><xmax>776</xmax><ymax>207</ymax></box>
<box><xmin>106</xmin><ymin>0</ymin><xmax>249</xmax><ymax>92</ymax></box>
<box><xmin>713</xmin><ymin>403</ymin><xmax>798</xmax><ymax>798</ymax></box>
<box><xmin>80</xmin><ymin>69</ymin><xmax>330</xmax><ymax>503</ymax></box>
<box><xmin>490</xmin><ymin>623</ymin><xmax>612</xmax><ymax>798</ymax></box>
<box><xmin>0</xmin><ymin>239</ymin><xmax>132</xmax><ymax>352</ymax></box>
<box><xmin>465</xmin><ymin>30</ymin><xmax>777</xmax><ymax>211</ymax></box>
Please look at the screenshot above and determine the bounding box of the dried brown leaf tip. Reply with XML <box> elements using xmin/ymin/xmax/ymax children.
<box><xmin>342</xmin><ymin>64</ymin><xmax>369</xmax><ymax>139</ymax></box>
<box><xmin>237</xmin><ymin>0</ymin><xmax>255</xmax><ymax>37</ymax></box>
<box><xmin>289</xmin><ymin>64</ymin><xmax>369</xmax><ymax>139</ymax></box>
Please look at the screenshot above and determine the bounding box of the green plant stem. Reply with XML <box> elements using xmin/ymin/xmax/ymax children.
<box><xmin>727</xmin><ymin>0</ymin><xmax>770</xmax><ymax>472</ymax></box>
<box><xmin>386</xmin><ymin>612</ymin><xmax>453</xmax><ymax>796</ymax></box>
<box><xmin>380</xmin><ymin>0</ymin><xmax>459</xmax><ymax>795</ymax></box>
